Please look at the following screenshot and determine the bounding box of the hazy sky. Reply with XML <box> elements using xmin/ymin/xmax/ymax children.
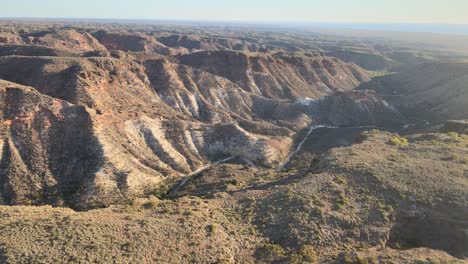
<box><xmin>2</xmin><ymin>0</ymin><xmax>468</xmax><ymax>24</ymax></box>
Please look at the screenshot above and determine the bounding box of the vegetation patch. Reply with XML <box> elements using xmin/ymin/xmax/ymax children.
<box><xmin>388</xmin><ymin>136</ymin><xmax>409</xmax><ymax>147</ymax></box>
<box><xmin>255</xmin><ymin>243</ymin><xmax>286</xmax><ymax>263</ymax></box>
<box><xmin>289</xmin><ymin>245</ymin><xmax>317</xmax><ymax>263</ymax></box>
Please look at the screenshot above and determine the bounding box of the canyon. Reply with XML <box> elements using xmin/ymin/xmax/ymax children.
<box><xmin>0</xmin><ymin>20</ymin><xmax>466</xmax><ymax>263</ymax></box>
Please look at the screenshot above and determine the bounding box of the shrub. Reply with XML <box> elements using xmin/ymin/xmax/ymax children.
<box><xmin>257</xmin><ymin>243</ymin><xmax>286</xmax><ymax>262</ymax></box>
<box><xmin>447</xmin><ymin>132</ymin><xmax>459</xmax><ymax>141</ymax></box>
<box><xmin>206</xmin><ymin>224</ymin><xmax>217</xmax><ymax>235</ymax></box>
<box><xmin>297</xmin><ymin>245</ymin><xmax>317</xmax><ymax>262</ymax></box>
<box><xmin>343</xmin><ymin>255</ymin><xmax>354</xmax><ymax>264</ymax></box>
<box><xmin>413</xmin><ymin>258</ymin><xmax>442</xmax><ymax>264</ymax></box>
<box><xmin>334</xmin><ymin>190</ymin><xmax>349</xmax><ymax>210</ymax></box>
<box><xmin>217</xmin><ymin>258</ymin><xmax>232</xmax><ymax>264</ymax></box>
<box><xmin>148</xmin><ymin>184</ymin><xmax>170</xmax><ymax>199</ymax></box>
<box><xmin>445</xmin><ymin>154</ymin><xmax>468</xmax><ymax>164</ymax></box>
<box><xmin>335</xmin><ymin>176</ymin><xmax>347</xmax><ymax>184</ymax></box>
<box><xmin>356</xmin><ymin>256</ymin><xmax>370</xmax><ymax>264</ymax></box>
<box><xmin>388</xmin><ymin>136</ymin><xmax>409</xmax><ymax>147</ymax></box>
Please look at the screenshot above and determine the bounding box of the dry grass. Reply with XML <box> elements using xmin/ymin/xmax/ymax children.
<box><xmin>0</xmin><ymin>197</ymin><xmax>260</xmax><ymax>264</ymax></box>
<box><xmin>0</xmin><ymin>131</ymin><xmax>465</xmax><ymax>263</ymax></box>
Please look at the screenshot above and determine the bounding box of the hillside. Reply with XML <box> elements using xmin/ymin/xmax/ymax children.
<box><xmin>359</xmin><ymin>62</ymin><xmax>468</xmax><ymax>122</ymax></box>
<box><xmin>179</xmin><ymin>50</ymin><xmax>369</xmax><ymax>99</ymax></box>
<box><xmin>0</xmin><ymin>129</ymin><xmax>466</xmax><ymax>263</ymax></box>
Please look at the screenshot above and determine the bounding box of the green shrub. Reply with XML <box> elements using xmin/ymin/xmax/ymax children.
<box><xmin>343</xmin><ymin>255</ymin><xmax>354</xmax><ymax>264</ymax></box>
<box><xmin>148</xmin><ymin>184</ymin><xmax>170</xmax><ymax>199</ymax></box>
<box><xmin>388</xmin><ymin>136</ymin><xmax>409</xmax><ymax>147</ymax></box>
<box><xmin>356</xmin><ymin>256</ymin><xmax>370</xmax><ymax>264</ymax></box>
<box><xmin>335</xmin><ymin>176</ymin><xmax>347</xmax><ymax>184</ymax></box>
<box><xmin>447</xmin><ymin>132</ymin><xmax>459</xmax><ymax>140</ymax></box>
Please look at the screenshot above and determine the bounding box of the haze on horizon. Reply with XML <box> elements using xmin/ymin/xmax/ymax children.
<box><xmin>2</xmin><ymin>0</ymin><xmax>468</xmax><ymax>25</ymax></box>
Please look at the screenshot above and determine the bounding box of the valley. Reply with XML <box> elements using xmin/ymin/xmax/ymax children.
<box><xmin>0</xmin><ymin>19</ymin><xmax>466</xmax><ymax>263</ymax></box>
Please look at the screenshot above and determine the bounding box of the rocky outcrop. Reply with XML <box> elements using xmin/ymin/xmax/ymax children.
<box><xmin>0</xmin><ymin>80</ymin><xmax>101</xmax><ymax>207</ymax></box>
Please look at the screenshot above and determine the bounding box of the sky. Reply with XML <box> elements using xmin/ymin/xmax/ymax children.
<box><xmin>1</xmin><ymin>0</ymin><xmax>468</xmax><ymax>24</ymax></box>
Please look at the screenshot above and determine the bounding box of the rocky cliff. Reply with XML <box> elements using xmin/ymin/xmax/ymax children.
<box><xmin>179</xmin><ymin>50</ymin><xmax>369</xmax><ymax>99</ymax></box>
<box><xmin>0</xmin><ymin>26</ymin><xmax>405</xmax><ymax>210</ymax></box>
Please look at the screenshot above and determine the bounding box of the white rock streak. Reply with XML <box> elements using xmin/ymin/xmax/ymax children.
<box><xmin>277</xmin><ymin>125</ymin><xmax>329</xmax><ymax>171</ymax></box>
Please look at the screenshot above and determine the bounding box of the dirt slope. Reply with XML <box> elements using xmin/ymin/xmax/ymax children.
<box><xmin>360</xmin><ymin>62</ymin><xmax>468</xmax><ymax>121</ymax></box>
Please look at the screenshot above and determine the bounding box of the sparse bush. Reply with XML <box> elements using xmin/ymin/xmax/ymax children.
<box><xmin>147</xmin><ymin>184</ymin><xmax>170</xmax><ymax>199</ymax></box>
<box><xmin>142</xmin><ymin>199</ymin><xmax>159</xmax><ymax>209</ymax></box>
<box><xmin>311</xmin><ymin>206</ymin><xmax>323</xmax><ymax>218</ymax></box>
<box><xmin>445</xmin><ymin>154</ymin><xmax>468</xmax><ymax>164</ymax></box>
<box><xmin>413</xmin><ymin>258</ymin><xmax>442</xmax><ymax>264</ymax></box>
<box><xmin>335</xmin><ymin>176</ymin><xmax>347</xmax><ymax>184</ymax></box>
<box><xmin>343</xmin><ymin>255</ymin><xmax>355</xmax><ymax>264</ymax></box>
<box><xmin>217</xmin><ymin>258</ymin><xmax>232</xmax><ymax>264</ymax></box>
<box><xmin>334</xmin><ymin>190</ymin><xmax>349</xmax><ymax>210</ymax></box>
<box><xmin>387</xmin><ymin>153</ymin><xmax>404</xmax><ymax>162</ymax></box>
<box><xmin>356</xmin><ymin>256</ymin><xmax>370</xmax><ymax>264</ymax></box>
<box><xmin>207</xmin><ymin>224</ymin><xmax>217</xmax><ymax>235</ymax></box>
<box><xmin>388</xmin><ymin>136</ymin><xmax>409</xmax><ymax>147</ymax></box>
<box><xmin>225</xmin><ymin>179</ymin><xmax>238</xmax><ymax>186</ymax></box>
<box><xmin>294</xmin><ymin>245</ymin><xmax>317</xmax><ymax>263</ymax></box>
<box><xmin>447</xmin><ymin>132</ymin><xmax>459</xmax><ymax>141</ymax></box>
<box><xmin>256</xmin><ymin>243</ymin><xmax>286</xmax><ymax>262</ymax></box>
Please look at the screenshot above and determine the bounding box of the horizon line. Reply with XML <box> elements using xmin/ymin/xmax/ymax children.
<box><xmin>1</xmin><ymin>16</ymin><xmax>468</xmax><ymax>26</ymax></box>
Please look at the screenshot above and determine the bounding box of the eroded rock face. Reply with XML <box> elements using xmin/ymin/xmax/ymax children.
<box><xmin>179</xmin><ymin>50</ymin><xmax>369</xmax><ymax>100</ymax></box>
<box><xmin>0</xmin><ymin>81</ymin><xmax>101</xmax><ymax>207</ymax></box>
<box><xmin>144</xmin><ymin>58</ymin><xmax>311</xmax><ymax>130</ymax></box>
<box><xmin>0</xmin><ymin>55</ymin><xmax>302</xmax><ymax>208</ymax></box>
<box><xmin>0</xmin><ymin>27</ymin><xmax>407</xmax><ymax>210</ymax></box>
